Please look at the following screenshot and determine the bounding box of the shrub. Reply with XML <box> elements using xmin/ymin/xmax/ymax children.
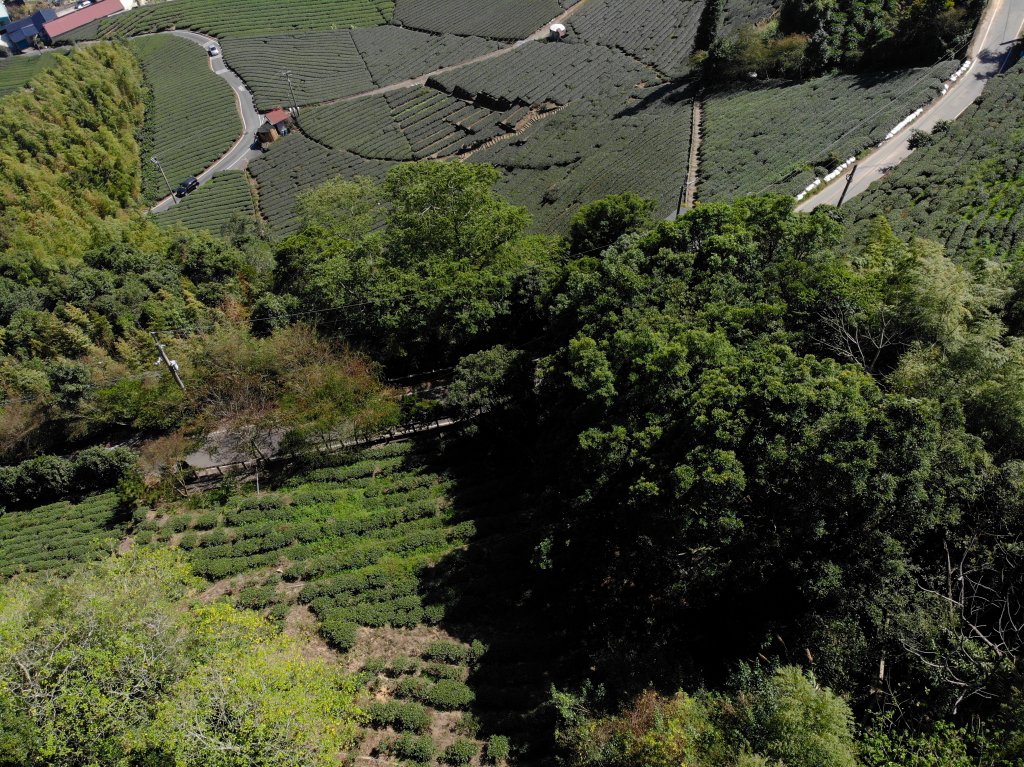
<box><xmin>236</xmin><ymin>584</ymin><xmax>278</xmax><ymax>610</ymax></box>
<box><xmin>394</xmin><ymin>676</ymin><xmax>431</xmax><ymax>701</ymax></box>
<box><xmin>192</xmin><ymin>512</ymin><xmax>219</xmax><ymax>529</ymax></box>
<box><xmin>266</xmin><ymin>602</ymin><xmax>290</xmax><ymax>622</ymax></box>
<box><xmin>134</xmin><ymin>530</ymin><xmax>154</xmax><ymax>545</ymax></box>
<box><xmin>442</xmin><ymin>738</ymin><xmax>478</xmax><ymax>766</ymax></box>
<box><xmin>201</xmin><ymin>528</ymin><xmax>230</xmax><ymax>546</ymax></box>
<box><xmin>380</xmin><ymin>733</ymin><xmax>436</xmax><ymax>764</ymax></box>
<box><xmin>362</xmin><ymin>657</ymin><xmax>387</xmax><ymax>675</ymax></box>
<box><xmin>167</xmin><ymin>516</ymin><xmax>189</xmax><ymax>534</ymax></box>
<box><xmin>425</xmin><ymin>680</ymin><xmax>475</xmax><ymax>711</ymax></box>
<box><xmin>387</xmin><ymin>656</ymin><xmax>421</xmax><ymax>677</ymax></box>
<box><xmin>485</xmin><ymin>735</ymin><xmax>510</xmax><ymax>764</ymax></box>
<box><xmin>423</xmin><ymin>640</ymin><xmax>469</xmax><ymax>664</ymax></box>
<box><xmin>423</xmin><ymin>662</ymin><xmax>464</xmax><ymax>681</ymax></box>
<box><xmin>320</xmin><ymin>611</ymin><xmax>358</xmax><ymax>651</ymax></box>
<box><xmin>178</xmin><ymin>532</ymin><xmax>200</xmax><ymax>550</ymax></box>
<box><xmin>367</xmin><ymin>701</ymin><xmax>431</xmax><ymax>733</ymax></box>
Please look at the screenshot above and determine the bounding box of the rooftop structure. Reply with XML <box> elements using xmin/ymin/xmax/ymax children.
<box><xmin>41</xmin><ymin>0</ymin><xmax>126</xmax><ymax>42</ymax></box>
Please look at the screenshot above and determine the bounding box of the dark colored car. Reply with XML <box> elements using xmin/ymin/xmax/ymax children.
<box><xmin>175</xmin><ymin>177</ymin><xmax>199</xmax><ymax>197</ymax></box>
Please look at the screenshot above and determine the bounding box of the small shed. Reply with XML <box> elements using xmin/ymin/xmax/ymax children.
<box><xmin>257</xmin><ymin>107</ymin><xmax>292</xmax><ymax>144</ymax></box>
<box><xmin>548</xmin><ymin>23</ymin><xmax>566</xmax><ymax>40</ymax></box>
<box><xmin>0</xmin><ymin>5</ymin><xmax>11</xmax><ymax>31</ymax></box>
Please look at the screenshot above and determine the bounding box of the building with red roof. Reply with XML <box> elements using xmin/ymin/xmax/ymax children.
<box><xmin>41</xmin><ymin>0</ymin><xmax>128</xmax><ymax>43</ymax></box>
<box><xmin>264</xmin><ymin>108</ymin><xmax>292</xmax><ymax>126</ymax></box>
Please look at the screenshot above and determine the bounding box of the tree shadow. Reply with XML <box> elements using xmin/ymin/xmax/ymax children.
<box><xmin>417</xmin><ymin>433</ymin><xmax>586</xmax><ymax>766</ymax></box>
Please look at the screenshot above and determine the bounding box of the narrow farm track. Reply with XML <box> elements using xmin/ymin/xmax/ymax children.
<box><xmin>149</xmin><ymin>30</ymin><xmax>261</xmax><ymax>214</ymax></box>
<box><xmin>683</xmin><ymin>97</ymin><xmax>701</xmax><ymax>210</ymax></box>
<box><xmin>798</xmin><ymin>0</ymin><xmax>1024</xmax><ymax>211</ymax></box>
<box><xmin>315</xmin><ymin>0</ymin><xmax>600</xmax><ymax>108</ymax></box>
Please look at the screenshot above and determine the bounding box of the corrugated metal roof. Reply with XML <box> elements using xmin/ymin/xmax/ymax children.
<box><xmin>42</xmin><ymin>0</ymin><xmax>122</xmax><ymax>39</ymax></box>
<box><xmin>264</xmin><ymin>108</ymin><xmax>291</xmax><ymax>125</ymax></box>
<box><xmin>6</xmin><ymin>8</ymin><xmax>56</xmax><ymax>36</ymax></box>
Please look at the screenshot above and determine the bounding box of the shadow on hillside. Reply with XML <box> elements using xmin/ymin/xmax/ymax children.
<box><xmin>415</xmin><ymin>433</ymin><xmax>582</xmax><ymax>767</ymax></box>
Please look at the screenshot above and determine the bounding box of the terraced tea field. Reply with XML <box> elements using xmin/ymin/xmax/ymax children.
<box><xmin>698</xmin><ymin>62</ymin><xmax>958</xmax><ymax>201</ymax></box>
<box><xmin>392</xmin><ymin>0</ymin><xmax>562</xmax><ymax>39</ymax></box>
<box><xmin>0</xmin><ymin>493</ymin><xmax>129</xmax><ymax>577</ymax></box>
<box><xmin>249</xmin><ymin>132</ymin><xmax>394</xmax><ymax>234</ymax></box>
<box><xmin>429</xmin><ymin>40</ymin><xmax>647</xmax><ymax>106</ymax></box>
<box><xmin>568</xmin><ymin>0</ymin><xmax>706</xmax><ymax>75</ymax></box>
<box><xmin>300</xmin><ymin>86</ymin><xmax>527</xmax><ymax>161</ymax></box>
<box><xmin>100</xmin><ymin>0</ymin><xmax>393</xmax><ymax>39</ymax></box>
<box><xmin>846</xmin><ymin>61</ymin><xmax>1024</xmax><ymax>264</ymax></box>
<box><xmin>133</xmin><ymin>436</ymin><xmax>565</xmax><ymax>760</ymax></box>
<box><xmin>130</xmin><ymin>35</ymin><xmax>240</xmax><ymax>202</ymax></box>
<box><xmin>222</xmin><ymin>27</ymin><xmax>501</xmax><ymax>110</ymax></box>
<box><xmin>156</xmin><ymin>171</ymin><xmax>257</xmax><ymax>233</ymax></box>
<box><xmin>0</xmin><ymin>51</ymin><xmax>64</xmax><ymax>98</ymax></box>
<box><xmin>479</xmin><ymin>83</ymin><xmax>694</xmax><ymax>231</ymax></box>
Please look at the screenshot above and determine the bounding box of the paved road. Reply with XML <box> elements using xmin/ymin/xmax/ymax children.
<box><xmin>149</xmin><ymin>30</ymin><xmax>262</xmax><ymax>213</ymax></box>
<box><xmin>798</xmin><ymin>0</ymin><xmax>1024</xmax><ymax>211</ymax></box>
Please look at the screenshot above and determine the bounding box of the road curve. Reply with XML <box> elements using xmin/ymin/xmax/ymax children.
<box><xmin>149</xmin><ymin>30</ymin><xmax>262</xmax><ymax>214</ymax></box>
<box><xmin>798</xmin><ymin>0</ymin><xmax>1024</xmax><ymax>211</ymax></box>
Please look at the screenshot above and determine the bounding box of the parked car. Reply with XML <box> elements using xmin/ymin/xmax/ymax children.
<box><xmin>207</xmin><ymin>44</ymin><xmax>220</xmax><ymax>57</ymax></box>
<box><xmin>175</xmin><ymin>177</ymin><xmax>199</xmax><ymax>197</ymax></box>
<box><xmin>74</xmin><ymin>1</ymin><xmax>92</xmax><ymax>9</ymax></box>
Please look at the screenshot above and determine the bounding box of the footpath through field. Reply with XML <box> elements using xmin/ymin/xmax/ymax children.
<box><xmin>798</xmin><ymin>0</ymin><xmax>1024</xmax><ymax>211</ymax></box>
<box><xmin>303</xmin><ymin>0</ymin><xmax>599</xmax><ymax>107</ymax></box>
<box><xmin>149</xmin><ymin>29</ymin><xmax>262</xmax><ymax>213</ymax></box>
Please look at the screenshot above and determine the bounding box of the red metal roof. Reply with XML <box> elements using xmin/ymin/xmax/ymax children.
<box><xmin>264</xmin><ymin>108</ymin><xmax>291</xmax><ymax>125</ymax></box>
<box><xmin>42</xmin><ymin>0</ymin><xmax>124</xmax><ymax>40</ymax></box>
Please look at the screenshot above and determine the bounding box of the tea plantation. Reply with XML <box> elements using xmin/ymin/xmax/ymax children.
<box><xmin>568</xmin><ymin>0</ymin><xmax>706</xmax><ymax>76</ymax></box>
<box><xmin>99</xmin><ymin>0</ymin><xmax>393</xmax><ymax>39</ymax></box>
<box><xmin>698</xmin><ymin>61</ymin><xmax>958</xmax><ymax>200</ymax></box>
<box><xmin>392</xmin><ymin>0</ymin><xmax>561</xmax><ymax>39</ymax></box>
<box><xmin>223</xmin><ymin>27</ymin><xmax>501</xmax><ymax>111</ymax></box>
<box><xmin>845</xmin><ymin>61</ymin><xmax>1024</xmax><ymax>264</ymax></box>
<box><xmin>479</xmin><ymin>84</ymin><xmax>694</xmax><ymax>231</ymax></box>
<box><xmin>155</xmin><ymin>171</ymin><xmax>257</xmax><ymax>234</ymax></box>
<box><xmin>130</xmin><ymin>35</ymin><xmax>240</xmax><ymax>203</ymax></box>
<box><xmin>249</xmin><ymin>132</ymin><xmax>393</xmax><ymax>234</ymax></box>
<box><xmin>0</xmin><ymin>493</ymin><xmax>128</xmax><ymax>577</ymax></box>
<box><xmin>0</xmin><ymin>51</ymin><xmax>64</xmax><ymax>98</ymax></box>
<box><xmin>144</xmin><ymin>442</ymin><xmax>468</xmax><ymax>640</ymax></box>
<box><xmin>132</xmin><ymin>438</ymin><xmax>556</xmax><ymax>760</ymax></box>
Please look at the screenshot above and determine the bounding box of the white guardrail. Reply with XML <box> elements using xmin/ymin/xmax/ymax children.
<box><xmin>794</xmin><ymin>59</ymin><xmax>971</xmax><ymax>202</ymax></box>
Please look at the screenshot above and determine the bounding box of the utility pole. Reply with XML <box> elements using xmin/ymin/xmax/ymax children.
<box><xmin>151</xmin><ymin>156</ymin><xmax>177</xmax><ymax>204</ymax></box>
<box><xmin>280</xmin><ymin>70</ymin><xmax>298</xmax><ymax>116</ymax></box>
<box><xmin>152</xmin><ymin>332</ymin><xmax>186</xmax><ymax>391</ymax></box>
<box><xmin>837</xmin><ymin>163</ymin><xmax>859</xmax><ymax>208</ymax></box>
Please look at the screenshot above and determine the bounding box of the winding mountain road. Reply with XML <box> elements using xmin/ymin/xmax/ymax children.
<box><xmin>798</xmin><ymin>0</ymin><xmax>1024</xmax><ymax>211</ymax></box>
<box><xmin>149</xmin><ymin>30</ymin><xmax>261</xmax><ymax>214</ymax></box>
<box><xmin>146</xmin><ymin>2</ymin><xmax>599</xmax><ymax>213</ymax></box>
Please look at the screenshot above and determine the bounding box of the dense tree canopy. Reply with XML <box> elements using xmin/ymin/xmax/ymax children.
<box><xmin>274</xmin><ymin>162</ymin><xmax>562</xmax><ymax>372</ymax></box>
<box><xmin>0</xmin><ymin>550</ymin><xmax>363</xmax><ymax>766</ymax></box>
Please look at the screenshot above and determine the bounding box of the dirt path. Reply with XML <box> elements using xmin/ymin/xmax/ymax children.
<box><xmin>316</xmin><ymin>0</ymin><xmax>599</xmax><ymax>107</ymax></box>
<box><xmin>684</xmin><ymin>97</ymin><xmax>702</xmax><ymax>210</ymax></box>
